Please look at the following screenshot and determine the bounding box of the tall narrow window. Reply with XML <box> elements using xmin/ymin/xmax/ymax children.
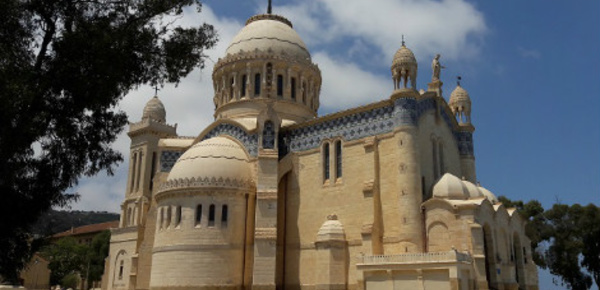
<box><xmin>335</xmin><ymin>140</ymin><xmax>342</xmax><ymax>179</ymax></box>
<box><xmin>196</xmin><ymin>204</ymin><xmax>202</xmax><ymax>225</ymax></box>
<box><xmin>208</xmin><ymin>204</ymin><xmax>215</xmax><ymax>227</ymax></box>
<box><xmin>119</xmin><ymin>261</ymin><xmax>124</xmax><ymax>279</ymax></box>
<box><xmin>127</xmin><ymin>208</ymin><xmax>132</xmax><ymax>226</ymax></box>
<box><xmin>135</xmin><ymin>152</ymin><xmax>142</xmax><ymax>191</ymax></box>
<box><xmin>302</xmin><ymin>82</ymin><xmax>307</xmax><ymax>103</ymax></box>
<box><xmin>432</xmin><ymin>140</ymin><xmax>439</xmax><ymax>180</ymax></box>
<box><xmin>277</xmin><ymin>75</ymin><xmax>283</xmax><ymax>97</ymax></box>
<box><xmin>262</xmin><ymin>121</ymin><xmax>275</xmax><ymax>149</ymax></box>
<box><xmin>175</xmin><ymin>206</ymin><xmax>182</xmax><ymax>227</ymax></box>
<box><xmin>221</xmin><ymin>205</ymin><xmax>228</xmax><ymax>227</ymax></box>
<box><xmin>149</xmin><ymin>152</ymin><xmax>156</xmax><ymax>190</ymax></box>
<box><xmin>241</xmin><ymin>75</ymin><xmax>247</xmax><ymax>97</ymax></box>
<box><xmin>166</xmin><ymin>206</ymin><xmax>172</xmax><ymax>228</ymax></box>
<box><xmin>130</xmin><ymin>152</ymin><xmax>137</xmax><ymax>193</ymax></box>
<box><xmin>323</xmin><ymin>143</ymin><xmax>330</xmax><ymax>181</ymax></box>
<box><xmin>229</xmin><ymin>77</ymin><xmax>234</xmax><ymax>101</ymax></box>
<box><xmin>158</xmin><ymin>207</ymin><xmax>164</xmax><ymax>229</ymax></box>
<box><xmin>438</xmin><ymin>143</ymin><xmax>445</xmax><ymax>175</ymax></box>
<box><xmin>254</xmin><ymin>73</ymin><xmax>261</xmax><ymax>96</ymax></box>
<box><xmin>291</xmin><ymin>77</ymin><xmax>296</xmax><ymax>100</ymax></box>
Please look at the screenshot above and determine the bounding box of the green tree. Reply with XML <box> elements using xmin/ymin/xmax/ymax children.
<box><xmin>500</xmin><ymin>196</ymin><xmax>600</xmax><ymax>289</ymax></box>
<box><xmin>86</xmin><ymin>230</ymin><xmax>111</xmax><ymax>286</ymax></box>
<box><xmin>0</xmin><ymin>0</ymin><xmax>216</xmax><ymax>283</ymax></box>
<box><xmin>41</xmin><ymin>237</ymin><xmax>88</xmax><ymax>286</ymax></box>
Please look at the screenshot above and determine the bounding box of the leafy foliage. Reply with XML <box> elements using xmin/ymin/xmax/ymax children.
<box><xmin>41</xmin><ymin>230</ymin><xmax>111</xmax><ymax>287</ymax></box>
<box><xmin>500</xmin><ymin>196</ymin><xmax>600</xmax><ymax>289</ymax></box>
<box><xmin>0</xmin><ymin>0</ymin><xmax>216</xmax><ymax>282</ymax></box>
<box><xmin>31</xmin><ymin>210</ymin><xmax>120</xmax><ymax>237</ymax></box>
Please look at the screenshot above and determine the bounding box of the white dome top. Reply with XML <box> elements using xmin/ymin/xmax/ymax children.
<box><xmin>225</xmin><ymin>15</ymin><xmax>310</xmax><ymax>62</ymax></box>
<box><xmin>142</xmin><ymin>96</ymin><xmax>166</xmax><ymax>122</ymax></box>
<box><xmin>166</xmin><ymin>137</ymin><xmax>252</xmax><ymax>189</ymax></box>
<box><xmin>478</xmin><ymin>186</ymin><xmax>499</xmax><ymax>204</ymax></box>
<box><xmin>462</xmin><ymin>179</ymin><xmax>483</xmax><ymax>198</ymax></box>
<box><xmin>433</xmin><ymin>173</ymin><xmax>469</xmax><ymax>200</ymax></box>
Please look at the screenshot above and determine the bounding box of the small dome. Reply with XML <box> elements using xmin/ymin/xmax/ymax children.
<box><xmin>316</xmin><ymin>214</ymin><xmax>346</xmax><ymax>243</ymax></box>
<box><xmin>478</xmin><ymin>186</ymin><xmax>499</xmax><ymax>204</ymax></box>
<box><xmin>462</xmin><ymin>179</ymin><xmax>483</xmax><ymax>198</ymax></box>
<box><xmin>449</xmin><ymin>85</ymin><xmax>472</xmax><ymax>109</ymax></box>
<box><xmin>167</xmin><ymin>137</ymin><xmax>252</xmax><ymax>189</ymax></box>
<box><xmin>433</xmin><ymin>173</ymin><xmax>469</xmax><ymax>200</ymax></box>
<box><xmin>392</xmin><ymin>45</ymin><xmax>417</xmax><ymax>68</ymax></box>
<box><xmin>226</xmin><ymin>15</ymin><xmax>310</xmax><ymax>62</ymax></box>
<box><xmin>142</xmin><ymin>96</ymin><xmax>166</xmax><ymax>123</ymax></box>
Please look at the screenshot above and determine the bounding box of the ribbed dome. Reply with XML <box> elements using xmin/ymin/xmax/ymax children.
<box><xmin>392</xmin><ymin>45</ymin><xmax>417</xmax><ymax>68</ymax></box>
<box><xmin>449</xmin><ymin>85</ymin><xmax>471</xmax><ymax>107</ymax></box>
<box><xmin>225</xmin><ymin>14</ymin><xmax>310</xmax><ymax>62</ymax></box>
<box><xmin>478</xmin><ymin>186</ymin><xmax>499</xmax><ymax>204</ymax></box>
<box><xmin>433</xmin><ymin>173</ymin><xmax>469</xmax><ymax>200</ymax></box>
<box><xmin>166</xmin><ymin>137</ymin><xmax>252</xmax><ymax>189</ymax></box>
<box><xmin>462</xmin><ymin>179</ymin><xmax>483</xmax><ymax>198</ymax></box>
<box><xmin>142</xmin><ymin>96</ymin><xmax>166</xmax><ymax>123</ymax></box>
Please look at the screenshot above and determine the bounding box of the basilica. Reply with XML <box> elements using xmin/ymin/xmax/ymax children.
<box><xmin>102</xmin><ymin>7</ymin><xmax>539</xmax><ymax>290</ymax></box>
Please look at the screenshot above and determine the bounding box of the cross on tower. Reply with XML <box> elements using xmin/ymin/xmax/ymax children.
<box><xmin>154</xmin><ymin>85</ymin><xmax>160</xmax><ymax>96</ymax></box>
<box><xmin>267</xmin><ymin>0</ymin><xmax>272</xmax><ymax>14</ymax></box>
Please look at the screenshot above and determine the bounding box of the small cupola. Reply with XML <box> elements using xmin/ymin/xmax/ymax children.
<box><xmin>142</xmin><ymin>96</ymin><xmax>167</xmax><ymax>123</ymax></box>
<box><xmin>449</xmin><ymin>79</ymin><xmax>472</xmax><ymax>125</ymax></box>
<box><xmin>391</xmin><ymin>39</ymin><xmax>418</xmax><ymax>90</ymax></box>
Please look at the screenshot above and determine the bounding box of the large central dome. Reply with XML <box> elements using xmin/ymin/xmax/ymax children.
<box><xmin>212</xmin><ymin>13</ymin><xmax>322</xmax><ymax>123</ymax></box>
<box><xmin>226</xmin><ymin>14</ymin><xmax>310</xmax><ymax>62</ymax></box>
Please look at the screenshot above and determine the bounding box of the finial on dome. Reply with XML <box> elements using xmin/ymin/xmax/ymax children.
<box><xmin>401</xmin><ymin>35</ymin><xmax>405</xmax><ymax>47</ymax></box>
<box><xmin>457</xmin><ymin>76</ymin><xmax>462</xmax><ymax>86</ymax></box>
<box><xmin>267</xmin><ymin>0</ymin><xmax>272</xmax><ymax>14</ymax></box>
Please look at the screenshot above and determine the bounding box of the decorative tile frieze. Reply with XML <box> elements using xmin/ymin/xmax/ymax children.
<box><xmin>160</xmin><ymin>151</ymin><xmax>182</xmax><ymax>172</ymax></box>
<box><xmin>201</xmin><ymin>123</ymin><xmax>259</xmax><ymax>156</ymax></box>
<box><xmin>455</xmin><ymin>131</ymin><xmax>474</xmax><ymax>156</ymax></box>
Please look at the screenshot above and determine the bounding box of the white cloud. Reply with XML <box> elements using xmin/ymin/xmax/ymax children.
<box><xmin>314</xmin><ymin>52</ymin><xmax>390</xmax><ymax>112</ymax></box>
<box><xmin>278</xmin><ymin>0</ymin><xmax>487</xmax><ymax>63</ymax></box>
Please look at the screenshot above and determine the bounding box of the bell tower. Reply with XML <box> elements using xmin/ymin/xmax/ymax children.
<box><xmin>120</xmin><ymin>95</ymin><xmax>177</xmax><ymax>228</ymax></box>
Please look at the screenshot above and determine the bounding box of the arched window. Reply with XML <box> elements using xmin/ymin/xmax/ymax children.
<box><xmin>195</xmin><ymin>204</ymin><xmax>202</xmax><ymax>225</ymax></box>
<box><xmin>158</xmin><ymin>207</ymin><xmax>163</xmax><ymax>229</ymax></box>
<box><xmin>221</xmin><ymin>205</ymin><xmax>228</xmax><ymax>227</ymax></box>
<box><xmin>438</xmin><ymin>142</ymin><xmax>445</xmax><ymax>175</ymax></box>
<box><xmin>126</xmin><ymin>208</ymin><xmax>132</xmax><ymax>226</ymax></box>
<box><xmin>166</xmin><ymin>206</ymin><xmax>172</xmax><ymax>228</ymax></box>
<box><xmin>335</xmin><ymin>140</ymin><xmax>342</xmax><ymax>179</ymax></box>
<box><xmin>277</xmin><ymin>75</ymin><xmax>283</xmax><ymax>97</ymax></box>
<box><xmin>302</xmin><ymin>81</ymin><xmax>307</xmax><ymax>103</ymax></box>
<box><xmin>291</xmin><ymin>77</ymin><xmax>296</xmax><ymax>100</ymax></box>
<box><xmin>323</xmin><ymin>143</ymin><xmax>330</xmax><ymax>181</ymax></box>
<box><xmin>149</xmin><ymin>152</ymin><xmax>156</xmax><ymax>190</ymax></box>
<box><xmin>175</xmin><ymin>206</ymin><xmax>182</xmax><ymax>227</ymax></box>
<box><xmin>263</xmin><ymin>121</ymin><xmax>275</xmax><ymax>149</ymax></box>
<box><xmin>229</xmin><ymin>77</ymin><xmax>234</xmax><ymax>101</ymax></box>
<box><xmin>241</xmin><ymin>74</ymin><xmax>247</xmax><ymax>97</ymax></box>
<box><xmin>254</xmin><ymin>73</ymin><xmax>261</xmax><ymax>96</ymax></box>
<box><xmin>119</xmin><ymin>260</ymin><xmax>124</xmax><ymax>280</ymax></box>
<box><xmin>130</xmin><ymin>152</ymin><xmax>137</xmax><ymax>193</ymax></box>
<box><xmin>208</xmin><ymin>204</ymin><xmax>215</xmax><ymax>227</ymax></box>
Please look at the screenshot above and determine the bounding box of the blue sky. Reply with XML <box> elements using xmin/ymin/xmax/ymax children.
<box><xmin>69</xmin><ymin>0</ymin><xmax>599</xmax><ymax>288</ymax></box>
